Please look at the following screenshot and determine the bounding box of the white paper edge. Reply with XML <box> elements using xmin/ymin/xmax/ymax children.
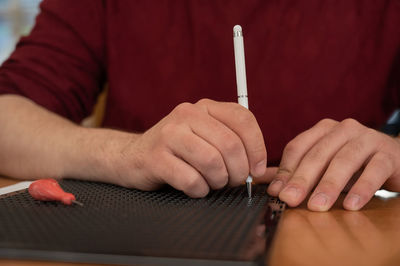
<box><xmin>0</xmin><ymin>181</ymin><xmax>33</xmax><ymax>196</ymax></box>
<box><xmin>374</xmin><ymin>189</ymin><xmax>399</xmax><ymax>199</ymax></box>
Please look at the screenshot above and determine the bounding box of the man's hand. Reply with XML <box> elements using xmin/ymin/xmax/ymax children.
<box><xmin>267</xmin><ymin>118</ymin><xmax>400</xmax><ymax>211</ymax></box>
<box><xmin>110</xmin><ymin>99</ymin><xmax>267</xmax><ymax>198</ymax></box>
<box><xmin>0</xmin><ymin>95</ymin><xmax>267</xmax><ymax>197</ymax></box>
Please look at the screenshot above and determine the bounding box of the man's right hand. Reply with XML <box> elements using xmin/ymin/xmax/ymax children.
<box><xmin>108</xmin><ymin>99</ymin><xmax>267</xmax><ymax>197</ymax></box>
<box><xmin>0</xmin><ymin>96</ymin><xmax>267</xmax><ymax>198</ymax></box>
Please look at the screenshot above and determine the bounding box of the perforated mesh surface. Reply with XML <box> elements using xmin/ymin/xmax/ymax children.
<box><xmin>0</xmin><ymin>180</ymin><xmax>284</xmax><ymax>265</ymax></box>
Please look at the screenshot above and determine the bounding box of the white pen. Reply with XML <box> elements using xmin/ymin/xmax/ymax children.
<box><xmin>233</xmin><ymin>25</ymin><xmax>252</xmax><ymax>198</ymax></box>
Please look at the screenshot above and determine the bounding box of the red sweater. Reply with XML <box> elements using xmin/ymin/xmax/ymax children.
<box><xmin>0</xmin><ymin>0</ymin><xmax>399</xmax><ymax>165</ymax></box>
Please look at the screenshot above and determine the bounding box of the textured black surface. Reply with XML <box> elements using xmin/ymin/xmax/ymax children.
<box><xmin>0</xmin><ymin>180</ymin><xmax>285</xmax><ymax>265</ymax></box>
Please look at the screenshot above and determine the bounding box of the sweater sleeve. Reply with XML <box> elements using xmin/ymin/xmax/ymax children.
<box><xmin>0</xmin><ymin>0</ymin><xmax>106</xmax><ymax>123</ymax></box>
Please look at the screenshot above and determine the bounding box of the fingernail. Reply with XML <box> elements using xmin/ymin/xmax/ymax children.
<box><xmin>345</xmin><ymin>194</ymin><xmax>361</xmax><ymax>210</ymax></box>
<box><xmin>254</xmin><ymin>160</ymin><xmax>266</xmax><ymax>176</ymax></box>
<box><xmin>310</xmin><ymin>192</ymin><xmax>328</xmax><ymax>210</ymax></box>
<box><xmin>281</xmin><ymin>186</ymin><xmax>300</xmax><ymax>200</ymax></box>
<box><xmin>268</xmin><ymin>179</ymin><xmax>283</xmax><ymax>194</ymax></box>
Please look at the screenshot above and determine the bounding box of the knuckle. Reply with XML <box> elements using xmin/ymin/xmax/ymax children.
<box><xmin>290</xmin><ymin>175</ymin><xmax>310</xmax><ymax>187</ymax></box>
<box><xmin>304</xmin><ymin>153</ymin><xmax>323</xmax><ymax>168</ymax></box>
<box><xmin>333</xmin><ymin>149</ymin><xmax>357</xmax><ymax>166</ymax></box>
<box><xmin>357</xmin><ymin>178</ymin><xmax>376</xmax><ymax>193</ymax></box>
<box><xmin>317</xmin><ymin>118</ymin><xmax>337</xmax><ymax>128</ymax></box>
<box><xmin>196</xmin><ymin>98</ymin><xmax>213</xmax><ymax>106</ymax></box>
<box><xmin>364</xmin><ymin>127</ymin><xmax>377</xmax><ymax>136</ymax></box>
<box><xmin>363</xmin><ymin>128</ymin><xmax>378</xmax><ymax>141</ymax></box>
<box><xmin>159</xmin><ymin>123</ymin><xmax>178</xmax><ymax>140</ymax></box>
<box><xmin>283</xmin><ymin>140</ymin><xmax>300</xmax><ymax>158</ymax></box>
<box><xmin>211</xmin><ymin>173</ymin><xmax>229</xmax><ymax>189</ymax></box>
<box><xmin>374</xmin><ymin>152</ymin><xmax>395</xmax><ymax>174</ymax></box>
<box><xmin>221</xmin><ymin>135</ymin><xmax>243</xmax><ymax>154</ymax></box>
<box><xmin>203</xmin><ymin>150</ymin><xmax>224</xmax><ymax>170</ymax></box>
<box><xmin>277</xmin><ymin>167</ymin><xmax>292</xmax><ymax>177</ymax></box>
<box><xmin>182</xmin><ymin>174</ymin><xmax>203</xmax><ymax>192</ymax></box>
<box><xmin>173</xmin><ymin>102</ymin><xmax>194</xmax><ymax>117</ymax></box>
<box><xmin>305</xmin><ymin>143</ymin><xmax>327</xmax><ymax>162</ymax></box>
<box><xmin>250</xmin><ymin>143</ymin><xmax>267</xmax><ymax>159</ymax></box>
<box><xmin>379</xmin><ymin>132</ymin><xmax>397</xmax><ymax>151</ymax></box>
<box><xmin>318</xmin><ymin>178</ymin><xmax>342</xmax><ymax>192</ymax></box>
<box><xmin>340</xmin><ymin>118</ymin><xmax>360</xmax><ymax>130</ymax></box>
<box><xmin>234</xmin><ymin>106</ymin><xmax>256</xmax><ymax>126</ymax></box>
<box><xmin>349</xmin><ymin>139</ymin><xmax>365</xmax><ymax>154</ymax></box>
<box><xmin>181</xmin><ymin>136</ymin><xmax>197</xmax><ymax>155</ymax></box>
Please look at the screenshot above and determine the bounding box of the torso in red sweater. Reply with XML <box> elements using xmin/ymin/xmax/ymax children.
<box><xmin>0</xmin><ymin>0</ymin><xmax>399</xmax><ymax>165</ymax></box>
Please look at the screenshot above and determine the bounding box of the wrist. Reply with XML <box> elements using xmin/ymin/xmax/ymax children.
<box><xmin>62</xmin><ymin>126</ymin><xmax>141</xmax><ymax>185</ymax></box>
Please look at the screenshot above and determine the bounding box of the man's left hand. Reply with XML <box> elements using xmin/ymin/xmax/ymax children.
<box><xmin>266</xmin><ymin>118</ymin><xmax>400</xmax><ymax>211</ymax></box>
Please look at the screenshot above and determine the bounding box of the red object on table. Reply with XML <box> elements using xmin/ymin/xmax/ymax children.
<box><xmin>28</xmin><ymin>178</ymin><xmax>81</xmax><ymax>206</ymax></box>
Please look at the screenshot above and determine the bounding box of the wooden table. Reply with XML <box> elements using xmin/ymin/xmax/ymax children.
<box><xmin>1</xmin><ymin>176</ymin><xmax>400</xmax><ymax>266</ymax></box>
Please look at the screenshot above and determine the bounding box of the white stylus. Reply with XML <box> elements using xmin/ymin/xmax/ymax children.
<box><xmin>233</xmin><ymin>25</ymin><xmax>252</xmax><ymax>198</ymax></box>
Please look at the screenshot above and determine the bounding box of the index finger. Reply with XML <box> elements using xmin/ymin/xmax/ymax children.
<box><xmin>196</xmin><ymin>99</ymin><xmax>267</xmax><ymax>178</ymax></box>
<box><xmin>268</xmin><ymin>119</ymin><xmax>338</xmax><ymax>196</ymax></box>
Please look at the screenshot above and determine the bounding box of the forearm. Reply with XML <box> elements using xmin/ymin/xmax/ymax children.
<box><xmin>0</xmin><ymin>96</ymin><xmax>269</xmax><ymax>197</ymax></box>
<box><xmin>0</xmin><ymin>94</ymin><xmax>138</xmax><ymax>184</ymax></box>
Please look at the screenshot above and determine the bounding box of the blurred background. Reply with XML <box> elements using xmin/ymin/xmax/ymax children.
<box><xmin>0</xmin><ymin>0</ymin><xmax>398</xmax><ymax>130</ymax></box>
<box><xmin>0</xmin><ymin>0</ymin><xmax>104</xmax><ymax>126</ymax></box>
<box><xmin>0</xmin><ymin>0</ymin><xmax>42</xmax><ymax>65</ymax></box>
